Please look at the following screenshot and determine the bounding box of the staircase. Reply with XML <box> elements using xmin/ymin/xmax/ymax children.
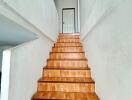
<box><xmin>32</xmin><ymin>33</ymin><xmax>99</xmax><ymax>100</ymax></box>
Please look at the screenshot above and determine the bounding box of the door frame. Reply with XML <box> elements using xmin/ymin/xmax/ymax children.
<box><xmin>62</xmin><ymin>8</ymin><xmax>75</xmax><ymax>33</ymax></box>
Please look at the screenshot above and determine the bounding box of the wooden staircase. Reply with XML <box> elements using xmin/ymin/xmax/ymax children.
<box><xmin>32</xmin><ymin>33</ymin><xmax>99</xmax><ymax>100</ymax></box>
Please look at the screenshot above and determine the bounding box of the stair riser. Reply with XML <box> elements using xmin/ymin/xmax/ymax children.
<box><xmin>50</xmin><ymin>53</ymin><xmax>86</xmax><ymax>59</ymax></box>
<box><xmin>43</xmin><ymin>70</ymin><xmax>91</xmax><ymax>78</ymax></box>
<box><xmin>52</xmin><ymin>47</ymin><xmax>84</xmax><ymax>52</ymax></box>
<box><xmin>59</xmin><ymin>35</ymin><xmax>80</xmax><ymax>38</ymax></box>
<box><xmin>38</xmin><ymin>83</ymin><xmax>95</xmax><ymax>93</ymax></box>
<box><xmin>55</xmin><ymin>43</ymin><xmax>82</xmax><ymax>47</ymax></box>
<box><xmin>59</xmin><ymin>37</ymin><xmax>79</xmax><ymax>39</ymax></box>
<box><xmin>47</xmin><ymin>60</ymin><xmax>87</xmax><ymax>68</ymax></box>
<box><xmin>59</xmin><ymin>33</ymin><xmax>79</xmax><ymax>35</ymax></box>
<box><xmin>32</xmin><ymin>33</ymin><xmax>99</xmax><ymax>100</ymax></box>
<box><xmin>57</xmin><ymin>39</ymin><xmax>80</xmax><ymax>43</ymax></box>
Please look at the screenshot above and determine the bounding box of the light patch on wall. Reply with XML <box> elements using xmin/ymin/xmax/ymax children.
<box><xmin>1</xmin><ymin>50</ymin><xmax>11</xmax><ymax>100</ymax></box>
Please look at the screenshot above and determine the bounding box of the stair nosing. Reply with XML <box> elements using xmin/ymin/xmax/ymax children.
<box><xmin>52</xmin><ymin>45</ymin><xmax>83</xmax><ymax>48</ymax></box>
<box><xmin>32</xmin><ymin>91</ymin><xmax>99</xmax><ymax>100</ymax></box>
<box><xmin>59</xmin><ymin>33</ymin><xmax>80</xmax><ymax>35</ymax></box>
<box><xmin>56</xmin><ymin>42</ymin><xmax>81</xmax><ymax>43</ymax></box>
<box><xmin>50</xmin><ymin>52</ymin><xmax>84</xmax><ymax>53</ymax></box>
<box><xmin>51</xmin><ymin>52</ymin><xmax>85</xmax><ymax>53</ymax></box>
<box><xmin>58</xmin><ymin>37</ymin><xmax>80</xmax><ymax>38</ymax></box>
<box><xmin>38</xmin><ymin>81</ymin><xmax>95</xmax><ymax>84</ymax></box>
<box><xmin>54</xmin><ymin>46</ymin><xmax>83</xmax><ymax>47</ymax></box>
<box><xmin>47</xmin><ymin>59</ymin><xmax>87</xmax><ymax>61</ymax></box>
<box><xmin>58</xmin><ymin>38</ymin><xmax>80</xmax><ymax>39</ymax></box>
<box><xmin>38</xmin><ymin>78</ymin><xmax>95</xmax><ymax>84</ymax></box>
<box><xmin>43</xmin><ymin>67</ymin><xmax>90</xmax><ymax>70</ymax></box>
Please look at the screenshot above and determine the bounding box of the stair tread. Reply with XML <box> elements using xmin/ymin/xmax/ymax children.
<box><xmin>50</xmin><ymin>52</ymin><xmax>84</xmax><ymax>53</ymax></box>
<box><xmin>59</xmin><ymin>37</ymin><xmax>80</xmax><ymax>39</ymax></box>
<box><xmin>32</xmin><ymin>91</ymin><xmax>99</xmax><ymax>100</ymax></box>
<box><xmin>44</xmin><ymin>67</ymin><xmax>90</xmax><ymax>70</ymax></box>
<box><xmin>54</xmin><ymin>46</ymin><xmax>82</xmax><ymax>47</ymax></box>
<box><xmin>60</xmin><ymin>33</ymin><xmax>80</xmax><ymax>35</ymax></box>
<box><xmin>32</xmin><ymin>33</ymin><xmax>99</xmax><ymax>100</ymax></box>
<box><xmin>51</xmin><ymin>52</ymin><xmax>85</xmax><ymax>53</ymax></box>
<box><xmin>39</xmin><ymin>77</ymin><xmax>94</xmax><ymax>83</ymax></box>
<box><xmin>57</xmin><ymin>42</ymin><xmax>81</xmax><ymax>43</ymax></box>
<box><xmin>48</xmin><ymin>59</ymin><xmax>87</xmax><ymax>60</ymax></box>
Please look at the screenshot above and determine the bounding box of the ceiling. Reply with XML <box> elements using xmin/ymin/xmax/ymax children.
<box><xmin>0</xmin><ymin>13</ymin><xmax>37</xmax><ymax>46</ymax></box>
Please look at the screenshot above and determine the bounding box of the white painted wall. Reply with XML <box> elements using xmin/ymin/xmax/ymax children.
<box><xmin>0</xmin><ymin>46</ymin><xmax>12</xmax><ymax>72</ymax></box>
<box><xmin>55</xmin><ymin>0</ymin><xmax>78</xmax><ymax>33</ymax></box>
<box><xmin>6</xmin><ymin>36</ymin><xmax>53</xmax><ymax>100</ymax></box>
<box><xmin>79</xmin><ymin>0</ymin><xmax>95</xmax><ymax>31</ymax></box>
<box><xmin>0</xmin><ymin>1</ymin><xmax>59</xmax><ymax>100</ymax></box>
<box><xmin>0</xmin><ymin>0</ymin><xmax>59</xmax><ymax>41</ymax></box>
<box><xmin>1</xmin><ymin>50</ymin><xmax>11</xmax><ymax>100</ymax></box>
<box><xmin>80</xmin><ymin>0</ymin><xmax>132</xmax><ymax>100</ymax></box>
<box><xmin>0</xmin><ymin>48</ymin><xmax>3</xmax><ymax>72</ymax></box>
<box><xmin>80</xmin><ymin>0</ymin><xmax>116</xmax><ymax>39</ymax></box>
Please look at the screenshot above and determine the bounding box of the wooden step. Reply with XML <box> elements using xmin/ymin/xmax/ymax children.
<box><xmin>59</xmin><ymin>35</ymin><xmax>80</xmax><ymax>39</ymax></box>
<box><xmin>32</xmin><ymin>91</ymin><xmax>99</xmax><ymax>100</ymax></box>
<box><xmin>57</xmin><ymin>39</ymin><xmax>80</xmax><ymax>43</ymax></box>
<box><xmin>39</xmin><ymin>77</ymin><xmax>94</xmax><ymax>83</ymax></box>
<box><xmin>52</xmin><ymin>47</ymin><xmax>84</xmax><ymax>52</ymax></box>
<box><xmin>59</xmin><ymin>33</ymin><xmax>80</xmax><ymax>38</ymax></box>
<box><xmin>54</xmin><ymin>43</ymin><xmax>82</xmax><ymax>47</ymax></box>
<box><xmin>44</xmin><ymin>67</ymin><xmax>90</xmax><ymax>70</ymax></box>
<box><xmin>37</xmin><ymin>78</ymin><xmax>95</xmax><ymax>92</ymax></box>
<box><xmin>47</xmin><ymin>60</ymin><xmax>88</xmax><ymax>69</ymax></box>
<box><xmin>49</xmin><ymin>52</ymin><xmax>86</xmax><ymax>59</ymax></box>
<box><xmin>43</xmin><ymin>69</ymin><xmax>91</xmax><ymax>78</ymax></box>
<box><xmin>32</xmin><ymin>33</ymin><xmax>99</xmax><ymax>100</ymax></box>
<box><xmin>59</xmin><ymin>33</ymin><xmax>80</xmax><ymax>36</ymax></box>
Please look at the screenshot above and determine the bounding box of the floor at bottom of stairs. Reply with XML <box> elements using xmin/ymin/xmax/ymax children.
<box><xmin>32</xmin><ymin>91</ymin><xmax>99</xmax><ymax>100</ymax></box>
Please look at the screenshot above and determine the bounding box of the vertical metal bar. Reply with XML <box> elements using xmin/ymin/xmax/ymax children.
<box><xmin>74</xmin><ymin>8</ymin><xmax>75</xmax><ymax>33</ymax></box>
<box><xmin>77</xmin><ymin>0</ymin><xmax>80</xmax><ymax>32</ymax></box>
<box><xmin>62</xmin><ymin>9</ymin><xmax>63</xmax><ymax>33</ymax></box>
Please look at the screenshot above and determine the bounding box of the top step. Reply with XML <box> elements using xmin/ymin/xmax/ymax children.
<box><xmin>59</xmin><ymin>33</ymin><xmax>80</xmax><ymax>36</ymax></box>
<box><xmin>59</xmin><ymin>35</ymin><xmax>80</xmax><ymax>39</ymax></box>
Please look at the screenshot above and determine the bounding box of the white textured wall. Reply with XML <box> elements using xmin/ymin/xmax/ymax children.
<box><xmin>80</xmin><ymin>0</ymin><xmax>116</xmax><ymax>39</ymax></box>
<box><xmin>79</xmin><ymin>0</ymin><xmax>95</xmax><ymax>31</ymax></box>
<box><xmin>0</xmin><ymin>48</ymin><xmax>3</xmax><ymax>72</ymax></box>
<box><xmin>1</xmin><ymin>50</ymin><xmax>11</xmax><ymax>100</ymax></box>
<box><xmin>3</xmin><ymin>0</ymin><xmax>59</xmax><ymax>41</ymax></box>
<box><xmin>0</xmin><ymin>46</ymin><xmax>12</xmax><ymax>72</ymax></box>
<box><xmin>0</xmin><ymin>0</ymin><xmax>59</xmax><ymax>100</ymax></box>
<box><xmin>8</xmin><ymin>37</ymin><xmax>53</xmax><ymax>100</ymax></box>
<box><xmin>80</xmin><ymin>0</ymin><xmax>132</xmax><ymax>100</ymax></box>
<box><xmin>55</xmin><ymin>0</ymin><xmax>78</xmax><ymax>33</ymax></box>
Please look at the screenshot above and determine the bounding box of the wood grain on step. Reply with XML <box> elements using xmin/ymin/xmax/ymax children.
<box><xmin>38</xmin><ymin>82</ymin><xmax>95</xmax><ymax>92</ymax></box>
<box><xmin>52</xmin><ymin>47</ymin><xmax>84</xmax><ymax>52</ymax></box>
<box><xmin>54</xmin><ymin>43</ymin><xmax>82</xmax><ymax>47</ymax></box>
<box><xmin>32</xmin><ymin>33</ymin><xmax>99</xmax><ymax>100</ymax></box>
<box><xmin>43</xmin><ymin>69</ymin><xmax>91</xmax><ymax>78</ymax></box>
<box><xmin>57</xmin><ymin>38</ymin><xmax>80</xmax><ymax>43</ymax></box>
<box><xmin>47</xmin><ymin>60</ymin><xmax>88</xmax><ymax>69</ymax></box>
<box><xmin>49</xmin><ymin>52</ymin><xmax>86</xmax><ymax>59</ymax></box>
<box><xmin>39</xmin><ymin>77</ymin><xmax>94</xmax><ymax>83</ymax></box>
<box><xmin>32</xmin><ymin>91</ymin><xmax>99</xmax><ymax>100</ymax></box>
<box><xmin>59</xmin><ymin>35</ymin><xmax>80</xmax><ymax>38</ymax></box>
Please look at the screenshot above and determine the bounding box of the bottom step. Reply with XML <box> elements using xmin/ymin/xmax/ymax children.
<box><xmin>32</xmin><ymin>91</ymin><xmax>99</xmax><ymax>100</ymax></box>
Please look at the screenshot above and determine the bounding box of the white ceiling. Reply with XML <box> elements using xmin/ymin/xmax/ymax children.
<box><xmin>0</xmin><ymin>14</ymin><xmax>37</xmax><ymax>46</ymax></box>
